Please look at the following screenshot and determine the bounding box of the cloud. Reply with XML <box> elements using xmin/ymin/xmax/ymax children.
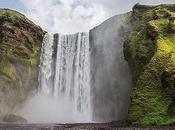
<box><xmin>20</xmin><ymin>0</ymin><xmax>175</xmax><ymax>34</ymax></box>
<box><xmin>20</xmin><ymin>0</ymin><xmax>107</xmax><ymax>33</ymax></box>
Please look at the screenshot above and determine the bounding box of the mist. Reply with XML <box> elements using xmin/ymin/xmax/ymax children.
<box><xmin>16</xmin><ymin>10</ymin><xmax>132</xmax><ymax>123</ymax></box>
<box><xmin>90</xmin><ymin>14</ymin><xmax>132</xmax><ymax>122</ymax></box>
<box><xmin>16</xmin><ymin>93</ymin><xmax>90</xmax><ymax>123</ymax></box>
<box><xmin>13</xmin><ymin>0</ymin><xmax>174</xmax><ymax>123</ymax></box>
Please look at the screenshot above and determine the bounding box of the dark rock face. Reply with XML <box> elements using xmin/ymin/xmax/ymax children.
<box><xmin>169</xmin><ymin>17</ymin><xmax>175</xmax><ymax>33</ymax></box>
<box><xmin>3</xmin><ymin>114</ymin><xmax>27</xmax><ymax>123</ymax></box>
<box><xmin>0</xmin><ymin>9</ymin><xmax>45</xmax><ymax>117</ymax></box>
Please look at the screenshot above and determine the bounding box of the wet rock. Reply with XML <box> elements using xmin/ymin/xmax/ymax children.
<box><xmin>146</xmin><ymin>23</ymin><xmax>158</xmax><ymax>40</ymax></box>
<box><xmin>169</xmin><ymin>17</ymin><xmax>175</xmax><ymax>33</ymax></box>
<box><xmin>3</xmin><ymin>114</ymin><xmax>27</xmax><ymax>123</ymax></box>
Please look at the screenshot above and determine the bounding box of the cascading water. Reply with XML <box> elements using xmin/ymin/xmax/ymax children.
<box><xmin>39</xmin><ymin>33</ymin><xmax>54</xmax><ymax>95</ymax></box>
<box><xmin>17</xmin><ymin>15</ymin><xmax>131</xmax><ymax>123</ymax></box>
<box><xmin>38</xmin><ymin>32</ymin><xmax>92</xmax><ymax>122</ymax></box>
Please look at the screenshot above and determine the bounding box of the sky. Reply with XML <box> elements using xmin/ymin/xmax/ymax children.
<box><xmin>0</xmin><ymin>0</ymin><xmax>175</xmax><ymax>33</ymax></box>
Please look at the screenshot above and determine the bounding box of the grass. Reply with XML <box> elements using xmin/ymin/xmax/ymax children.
<box><xmin>125</xmin><ymin>4</ymin><xmax>175</xmax><ymax>125</ymax></box>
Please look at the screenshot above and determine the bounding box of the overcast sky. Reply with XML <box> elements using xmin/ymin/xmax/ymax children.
<box><xmin>1</xmin><ymin>0</ymin><xmax>175</xmax><ymax>33</ymax></box>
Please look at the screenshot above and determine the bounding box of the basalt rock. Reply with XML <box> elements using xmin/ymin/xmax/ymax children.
<box><xmin>3</xmin><ymin>114</ymin><xmax>27</xmax><ymax>123</ymax></box>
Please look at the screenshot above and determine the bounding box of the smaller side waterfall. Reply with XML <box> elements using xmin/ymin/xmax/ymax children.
<box><xmin>39</xmin><ymin>33</ymin><xmax>54</xmax><ymax>95</ymax></box>
<box><xmin>38</xmin><ymin>32</ymin><xmax>91</xmax><ymax>122</ymax></box>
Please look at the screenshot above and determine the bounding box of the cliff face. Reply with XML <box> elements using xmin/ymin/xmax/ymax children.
<box><xmin>1</xmin><ymin>4</ymin><xmax>175</xmax><ymax>126</ymax></box>
<box><xmin>0</xmin><ymin>9</ymin><xmax>45</xmax><ymax>117</ymax></box>
<box><xmin>90</xmin><ymin>14</ymin><xmax>132</xmax><ymax>122</ymax></box>
<box><xmin>124</xmin><ymin>4</ymin><xmax>175</xmax><ymax>125</ymax></box>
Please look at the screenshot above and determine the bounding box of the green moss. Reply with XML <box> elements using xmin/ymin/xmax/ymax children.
<box><xmin>125</xmin><ymin>4</ymin><xmax>175</xmax><ymax>125</ymax></box>
<box><xmin>0</xmin><ymin>9</ymin><xmax>45</xmax><ymax>116</ymax></box>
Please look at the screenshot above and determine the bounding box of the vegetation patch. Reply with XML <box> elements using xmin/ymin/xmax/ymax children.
<box><xmin>124</xmin><ymin>4</ymin><xmax>175</xmax><ymax>125</ymax></box>
<box><xmin>0</xmin><ymin>9</ymin><xmax>45</xmax><ymax>116</ymax></box>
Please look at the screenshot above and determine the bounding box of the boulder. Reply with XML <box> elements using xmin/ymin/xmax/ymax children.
<box><xmin>3</xmin><ymin>114</ymin><xmax>27</xmax><ymax>123</ymax></box>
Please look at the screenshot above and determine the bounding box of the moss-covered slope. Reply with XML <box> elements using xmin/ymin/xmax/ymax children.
<box><xmin>0</xmin><ymin>9</ymin><xmax>45</xmax><ymax>117</ymax></box>
<box><xmin>124</xmin><ymin>4</ymin><xmax>175</xmax><ymax>125</ymax></box>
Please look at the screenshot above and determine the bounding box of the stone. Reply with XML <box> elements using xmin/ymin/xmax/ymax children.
<box><xmin>3</xmin><ymin>114</ymin><xmax>27</xmax><ymax>123</ymax></box>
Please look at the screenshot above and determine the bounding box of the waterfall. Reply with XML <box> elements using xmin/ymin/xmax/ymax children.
<box><xmin>38</xmin><ymin>32</ymin><xmax>92</xmax><ymax>122</ymax></box>
<box><xmin>17</xmin><ymin>14</ymin><xmax>132</xmax><ymax>123</ymax></box>
<box><xmin>39</xmin><ymin>33</ymin><xmax>54</xmax><ymax>95</ymax></box>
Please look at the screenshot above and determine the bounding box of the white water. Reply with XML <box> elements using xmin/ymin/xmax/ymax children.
<box><xmin>38</xmin><ymin>33</ymin><xmax>54</xmax><ymax>95</ymax></box>
<box><xmin>17</xmin><ymin>15</ymin><xmax>132</xmax><ymax>123</ymax></box>
<box><xmin>32</xmin><ymin>32</ymin><xmax>91</xmax><ymax>123</ymax></box>
<box><xmin>54</xmin><ymin>33</ymin><xmax>91</xmax><ymax>119</ymax></box>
